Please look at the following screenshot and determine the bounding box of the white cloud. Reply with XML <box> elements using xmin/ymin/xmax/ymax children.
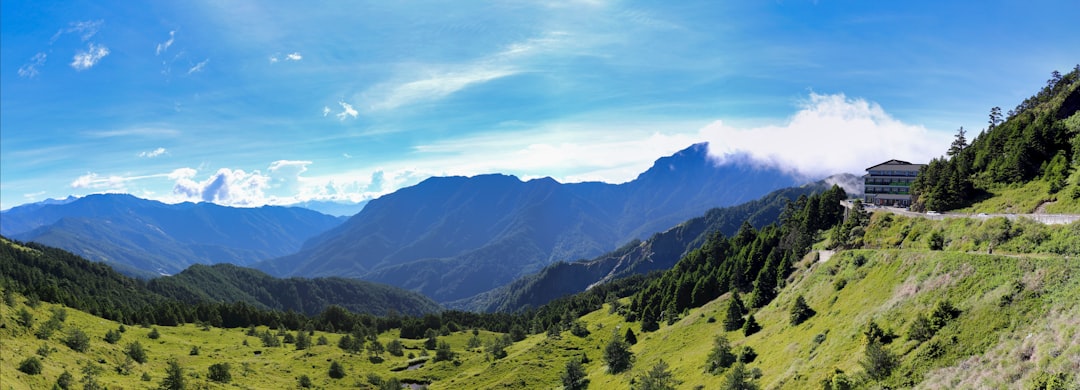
<box><xmin>371</xmin><ymin>69</ymin><xmax>518</xmax><ymax>111</ymax></box>
<box><xmin>156</xmin><ymin>30</ymin><xmax>175</xmax><ymax>55</ymax></box>
<box><xmin>170</xmin><ymin>168</ymin><xmax>271</xmax><ymax>206</ymax></box>
<box><xmin>18</xmin><ymin>53</ymin><xmax>47</xmax><ymax>78</ymax></box>
<box><xmin>268</xmin><ymin>55</ymin><xmax>279</xmax><ymax>63</ymax></box>
<box><xmin>188</xmin><ymin>58</ymin><xmax>209</xmax><ymax>74</ymax></box>
<box><xmin>70</xmin><ymin>43</ymin><xmax>109</xmax><ymax>71</ymax></box>
<box><xmin>336</xmin><ymin>101</ymin><xmax>358</xmax><ymax>120</ymax></box>
<box><xmin>701</xmin><ymin>93</ymin><xmax>950</xmax><ymax>178</ymax></box>
<box><xmin>137</xmin><ymin>147</ymin><xmax>167</xmax><ymax>158</ymax></box>
<box><xmin>322</xmin><ymin>106</ymin><xmax>331</xmax><ymax>117</ymax></box>
<box><xmin>53</xmin><ymin>20</ymin><xmax>104</xmax><ymax>43</ymax></box>
<box><xmin>285</xmin><ymin>52</ymin><xmax>302</xmax><ymax>61</ymax></box>
<box><xmin>70</xmin><ymin>172</ymin><xmax>169</xmax><ymax>190</ymax></box>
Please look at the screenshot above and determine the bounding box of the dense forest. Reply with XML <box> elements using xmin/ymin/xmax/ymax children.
<box><xmin>146</xmin><ymin>263</ymin><xmax>441</xmax><ymax>317</ymax></box>
<box><xmin>912</xmin><ymin>66</ymin><xmax>1080</xmax><ymax>211</ymax></box>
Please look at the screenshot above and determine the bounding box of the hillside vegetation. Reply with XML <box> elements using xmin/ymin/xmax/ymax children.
<box><xmin>912</xmin><ymin>66</ymin><xmax>1080</xmax><ymax>213</ymax></box>
<box><xmin>147</xmin><ymin>263</ymin><xmax>442</xmax><ymax>317</ymax></box>
<box><xmin>4</xmin><ymin>215</ymin><xmax>1077</xmax><ymax>389</ymax></box>
<box><xmin>458</xmin><ymin>180</ymin><xmax>841</xmax><ymax>312</ymax></box>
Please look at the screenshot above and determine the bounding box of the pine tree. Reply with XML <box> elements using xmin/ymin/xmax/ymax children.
<box><xmin>790</xmin><ymin>295</ymin><xmax>815</xmax><ymax>326</ymax></box>
<box><xmin>706</xmin><ymin>335</ymin><xmax>737</xmax><ymax>374</ymax></box>
<box><xmin>722</xmin><ymin>297</ymin><xmax>745</xmax><ymax>331</ymax></box>
<box><xmin>742</xmin><ymin>314</ymin><xmax>761</xmax><ymax>336</ymax></box>
<box><xmin>634</xmin><ymin>360</ymin><xmax>680</xmax><ymax>390</ymax></box>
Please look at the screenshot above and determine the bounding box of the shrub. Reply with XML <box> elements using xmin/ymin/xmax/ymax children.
<box><xmin>56</xmin><ymin>370</ymin><xmax>74</xmax><ymax>389</ymax></box>
<box><xmin>65</xmin><ymin>327</ymin><xmax>91</xmax><ymax>352</ymax></box>
<box><xmin>190</xmin><ymin>345</ymin><xmax>200</xmax><ymax>356</ymax></box>
<box><xmin>387</xmin><ymin>339</ymin><xmax>404</xmax><ymax>356</ymax></box>
<box><xmin>570</xmin><ymin>321</ymin><xmax>591</xmax><ymax>337</ymax></box>
<box><xmin>720</xmin><ymin>362</ymin><xmax>758</xmax><ymax>390</ymax></box>
<box><xmin>634</xmin><ymin>359</ymin><xmax>680</xmax><ymax>390</ymax></box>
<box><xmin>316</xmin><ymin>335</ymin><xmax>328</xmax><ymax>346</ymax></box>
<box><xmin>738</xmin><ymin>346</ymin><xmax>757</xmax><ymax>364</ymax></box>
<box><xmin>126</xmin><ymin>341</ymin><xmax>148</xmax><ymax>364</ymax></box>
<box><xmin>328</xmin><ymin>361</ymin><xmax>346</xmax><ymax>379</ymax></box>
<box><xmin>604</xmin><ymin>339</ymin><xmax>634</xmax><ymax>373</ymax></box>
<box><xmin>561</xmin><ymin>358</ymin><xmax>589</xmax><ymax>390</ymax></box>
<box><xmin>434</xmin><ymin>341</ymin><xmax>454</xmax><ymax>362</ymax></box>
<box><xmin>907</xmin><ymin>314</ymin><xmax>934</xmax><ymax>342</ymax></box>
<box><xmin>104</xmin><ymin>329</ymin><xmax>122</xmax><ymax>344</ymax></box>
<box><xmin>298</xmin><ymin>374</ymin><xmax>312</xmax><ymax>388</ymax></box>
<box><xmin>17</xmin><ymin>307</ymin><xmax>33</xmax><ymax>328</ymax></box>
<box><xmin>159</xmin><ymin>359</ymin><xmax>185</xmax><ymax>390</ymax></box>
<box><xmin>208</xmin><ymin>362</ymin><xmax>231</xmax><ymax>383</ymax></box>
<box><xmin>18</xmin><ymin>356</ymin><xmax>42</xmax><ymax>375</ymax></box>
<box><xmin>860</xmin><ymin>341</ymin><xmax>897</xmax><ymax>381</ymax></box>
<box><xmin>487</xmin><ymin>335</ymin><xmax>511</xmax><ymax>359</ymax></box>
<box><xmin>929</xmin><ymin>301</ymin><xmax>961</xmax><ymax>330</ymax></box>
<box><xmin>35</xmin><ymin>343</ymin><xmax>51</xmax><ymax>357</ymax></box>
<box><xmin>863</xmin><ymin>320</ymin><xmax>894</xmax><ymax>344</ymax></box>
<box><xmin>148</xmin><ymin>327</ymin><xmax>161</xmax><ymax>340</ymax></box>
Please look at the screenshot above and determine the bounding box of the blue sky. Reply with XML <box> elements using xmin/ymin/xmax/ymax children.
<box><xmin>2</xmin><ymin>0</ymin><xmax>1077</xmax><ymax>210</ymax></box>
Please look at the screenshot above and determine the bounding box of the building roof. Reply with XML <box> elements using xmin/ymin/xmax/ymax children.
<box><xmin>866</xmin><ymin>159</ymin><xmax>926</xmax><ymax>172</ymax></box>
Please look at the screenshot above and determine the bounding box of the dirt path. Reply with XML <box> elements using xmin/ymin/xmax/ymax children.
<box><xmin>1034</xmin><ymin>200</ymin><xmax>1055</xmax><ymax>214</ymax></box>
<box><xmin>818</xmin><ymin>250</ymin><xmax>835</xmax><ymax>263</ymax></box>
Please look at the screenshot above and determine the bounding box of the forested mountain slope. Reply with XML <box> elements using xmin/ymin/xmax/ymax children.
<box><xmin>913</xmin><ymin>66</ymin><xmax>1080</xmax><ymax>212</ymax></box>
<box><xmin>457</xmin><ymin>179</ymin><xmax>850</xmax><ymax>312</ymax></box>
<box><xmin>0</xmin><ymin>237</ymin><xmax>441</xmax><ymax>322</ymax></box>
<box><xmin>147</xmin><ymin>263</ymin><xmax>442</xmax><ymax>317</ymax></box>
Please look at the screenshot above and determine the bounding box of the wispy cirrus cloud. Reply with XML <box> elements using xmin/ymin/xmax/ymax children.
<box><xmin>70</xmin><ymin>171</ymin><xmax>170</xmax><ymax>190</ymax></box>
<box><xmin>285</xmin><ymin>52</ymin><xmax>302</xmax><ymax>61</ymax></box>
<box><xmin>364</xmin><ymin>31</ymin><xmax>577</xmax><ymax>112</ymax></box>
<box><xmin>52</xmin><ymin>20</ymin><xmax>104</xmax><ymax>43</ymax></box>
<box><xmin>71</xmin><ymin>43</ymin><xmax>109</xmax><ymax>71</ymax></box>
<box><xmin>187</xmin><ymin>58</ymin><xmax>209</xmax><ymax>74</ymax></box>
<box><xmin>18</xmin><ymin>53</ymin><xmax>47</xmax><ymax>78</ymax></box>
<box><xmin>156</xmin><ymin>30</ymin><xmax>175</xmax><ymax>55</ymax></box>
<box><xmin>371</xmin><ymin>69</ymin><xmax>518</xmax><ymax>111</ymax></box>
<box><xmin>137</xmin><ymin>147</ymin><xmax>167</xmax><ymax>158</ymax></box>
<box><xmin>84</xmin><ymin>127</ymin><xmax>180</xmax><ymax>138</ymax></box>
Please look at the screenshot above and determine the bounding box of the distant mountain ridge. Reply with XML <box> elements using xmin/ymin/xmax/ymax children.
<box><xmin>454</xmin><ymin>178</ymin><xmax>849</xmax><ymax>312</ymax></box>
<box><xmin>258</xmin><ymin>143</ymin><xmax>807</xmax><ymax>302</ymax></box>
<box><xmin>1</xmin><ymin>194</ymin><xmax>343</xmax><ymax>276</ymax></box>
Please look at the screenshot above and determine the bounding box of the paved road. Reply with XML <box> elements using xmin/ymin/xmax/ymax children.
<box><xmin>841</xmin><ymin>201</ymin><xmax>1080</xmax><ymax>225</ymax></box>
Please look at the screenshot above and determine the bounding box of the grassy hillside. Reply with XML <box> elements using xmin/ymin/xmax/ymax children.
<box><xmin>6</xmin><ymin>215</ymin><xmax>1076</xmax><ymax>389</ymax></box>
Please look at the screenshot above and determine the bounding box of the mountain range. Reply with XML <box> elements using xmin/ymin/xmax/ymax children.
<box><xmin>257</xmin><ymin>143</ymin><xmax>807</xmax><ymax>302</ymax></box>
<box><xmin>0</xmin><ymin>194</ymin><xmax>343</xmax><ymax>277</ymax></box>
<box><xmin>454</xmin><ymin>178</ymin><xmax>854</xmax><ymax>312</ymax></box>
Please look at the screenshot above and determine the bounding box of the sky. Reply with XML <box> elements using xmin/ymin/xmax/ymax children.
<box><xmin>2</xmin><ymin>0</ymin><xmax>1078</xmax><ymax>210</ymax></box>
